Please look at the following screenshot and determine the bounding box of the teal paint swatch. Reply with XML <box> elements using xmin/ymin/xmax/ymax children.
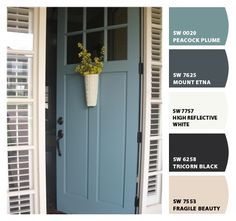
<box><xmin>169</xmin><ymin>8</ymin><xmax>228</xmax><ymax>45</ymax></box>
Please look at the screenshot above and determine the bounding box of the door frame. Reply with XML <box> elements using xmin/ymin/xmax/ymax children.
<box><xmin>36</xmin><ymin>8</ymin><xmax>47</xmax><ymax>214</ymax></box>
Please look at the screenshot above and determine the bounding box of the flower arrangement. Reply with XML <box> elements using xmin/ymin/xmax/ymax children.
<box><xmin>74</xmin><ymin>43</ymin><xmax>105</xmax><ymax>107</ymax></box>
<box><xmin>75</xmin><ymin>43</ymin><xmax>105</xmax><ymax>76</ymax></box>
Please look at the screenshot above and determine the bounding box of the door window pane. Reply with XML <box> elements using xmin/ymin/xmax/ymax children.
<box><xmin>67</xmin><ymin>34</ymin><xmax>83</xmax><ymax>64</ymax></box>
<box><xmin>108</xmin><ymin>28</ymin><xmax>127</xmax><ymax>61</ymax></box>
<box><xmin>86</xmin><ymin>31</ymin><xmax>104</xmax><ymax>58</ymax></box>
<box><xmin>87</xmin><ymin>8</ymin><xmax>104</xmax><ymax>29</ymax></box>
<box><xmin>108</xmin><ymin>8</ymin><xmax>127</xmax><ymax>26</ymax></box>
<box><xmin>67</xmin><ymin>8</ymin><xmax>83</xmax><ymax>33</ymax></box>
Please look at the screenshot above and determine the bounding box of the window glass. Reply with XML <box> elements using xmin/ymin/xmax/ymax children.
<box><xmin>7</xmin><ymin>104</ymin><xmax>32</xmax><ymax>146</ymax></box>
<box><xmin>66</xmin><ymin>8</ymin><xmax>129</xmax><ymax>63</ymax></box>
<box><xmin>108</xmin><ymin>8</ymin><xmax>127</xmax><ymax>26</ymax></box>
<box><xmin>67</xmin><ymin>34</ymin><xmax>83</xmax><ymax>64</ymax></box>
<box><xmin>87</xmin><ymin>8</ymin><xmax>104</xmax><ymax>29</ymax></box>
<box><xmin>7</xmin><ymin>54</ymin><xmax>33</xmax><ymax>98</ymax></box>
<box><xmin>67</xmin><ymin>8</ymin><xmax>83</xmax><ymax>32</ymax></box>
<box><xmin>108</xmin><ymin>28</ymin><xmax>127</xmax><ymax>61</ymax></box>
<box><xmin>86</xmin><ymin>31</ymin><xmax>104</xmax><ymax>58</ymax></box>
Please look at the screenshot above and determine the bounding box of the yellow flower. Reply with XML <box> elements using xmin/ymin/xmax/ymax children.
<box><xmin>75</xmin><ymin>42</ymin><xmax>105</xmax><ymax>76</ymax></box>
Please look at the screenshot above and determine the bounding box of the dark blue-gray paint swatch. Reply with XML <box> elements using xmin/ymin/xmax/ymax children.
<box><xmin>169</xmin><ymin>50</ymin><xmax>228</xmax><ymax>87</ymax></box>
<box><xmin>169</xmin><ymin>134</ymin><xmax>228</xmax><ymax>172</ymax></box>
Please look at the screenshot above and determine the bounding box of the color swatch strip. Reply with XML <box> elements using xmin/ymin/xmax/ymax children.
<box><xmin>169</xmin><ymin>7</ymin><xmax>229</xmax><ymax>214</ymax></box>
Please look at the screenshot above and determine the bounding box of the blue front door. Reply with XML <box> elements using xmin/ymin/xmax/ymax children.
<box><xmin>56</xmin><ymin>8</ymin><xmax>140</xmax><ymax>214</ymax></box>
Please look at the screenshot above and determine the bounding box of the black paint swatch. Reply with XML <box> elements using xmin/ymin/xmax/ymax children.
<box><xmin>169</xmin><ymin>50</ymin><xmax>228</xmax><ymax>87</ymax></box>
<box><xmin>169</xmin><ymin>134</ymin><xmax>228</xmax><ymax>172</ymax></box>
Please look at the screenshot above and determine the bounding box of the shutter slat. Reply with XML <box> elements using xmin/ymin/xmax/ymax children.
<box><xmin>7</xmin><ymin>7</ymin><xmax>31</xmax><ymax>33</ymax></box>
<box><xmin>7</xmin><ymin>104</ymin><xmax>31</xmax><ymax>147</ymax></box>
<box><xmin>8</xmin><ymin>150</ymin><xmax>32</xmax><ymax>193</ymax></box>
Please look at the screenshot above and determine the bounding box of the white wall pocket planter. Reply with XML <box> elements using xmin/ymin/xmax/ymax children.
<box><xmin>84</xmin><ymin>74</ymin><xmax>99</xmax><ymax>107</ymax></box>
<box><xmin>74</xmin><ymin>43</ymin><xmax>104</xmax><ymax>107</ymax></box>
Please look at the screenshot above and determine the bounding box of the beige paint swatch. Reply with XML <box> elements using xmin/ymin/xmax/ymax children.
<box><xmin>169</xmin><ymin>176</ymin><xmax>228</xmax><ymax>214</ymax></box>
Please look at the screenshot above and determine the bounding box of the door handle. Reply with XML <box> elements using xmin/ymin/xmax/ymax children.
<box><xmin>56</xmin><ymin>129</ymin><xmax>64</xmax><ymax>157</ymax></box>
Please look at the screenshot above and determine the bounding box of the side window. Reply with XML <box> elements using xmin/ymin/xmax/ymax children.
<box><xmin>66</xmin><ymin>7</ymin><xmax>128</xmax><ymax>64</ymax></box>
<box><xmin>7</xmin><ymin>7</ymin><xmax>35</xmax><ymax>214</ymax></box>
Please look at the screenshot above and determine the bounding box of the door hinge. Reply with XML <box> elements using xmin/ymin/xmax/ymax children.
<box><xmin>139</xmin><ymin>62</ymin><xmax>144</xmax><ymax>75</ymax></box>
<box><xmin>135</xmin><ymin>196</ymin><xmax>140</xmax><ymax>208</ymax></box>
<box><xmin>137</xmin><ymin>131</ymin><xmax>142</xmax><ymax>143</ymax></box>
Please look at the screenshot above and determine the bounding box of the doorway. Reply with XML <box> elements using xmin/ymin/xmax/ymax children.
<box><xmin>45</xmin><ymin>7</ymin><xmax>58</xmax><ymax>214</ymax></box>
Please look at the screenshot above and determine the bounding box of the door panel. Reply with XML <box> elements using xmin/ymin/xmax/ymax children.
<box><xmin>98</xmin><ymin>72</ymin><xmax>127</xmax><ymax>206</ymax></box>
<box><xmin>65</xmin><ymin>75</ymin><xmax>88</xmax><ymax>198</ymax></box>
<box><xmin>57</xmin><ymin>7</ymin><xmax>140</xmax><ymax>214</ymax></box>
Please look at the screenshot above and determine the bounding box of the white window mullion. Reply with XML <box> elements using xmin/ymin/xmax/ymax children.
<box><xmin>7</xmin><ymin>50</ymin><xmax>35</xmax><ymax>55</ymax></box>
<box><xmin>7</xmin><ymin>99</ymin><xmax>34</xmax><ymax>103</ymax></box>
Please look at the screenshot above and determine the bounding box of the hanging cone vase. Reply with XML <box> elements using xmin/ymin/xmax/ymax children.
<box><xmin>84</xmin><ymin>74</ymin><xmax>99</xmax><ymax>107</ymax></box>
